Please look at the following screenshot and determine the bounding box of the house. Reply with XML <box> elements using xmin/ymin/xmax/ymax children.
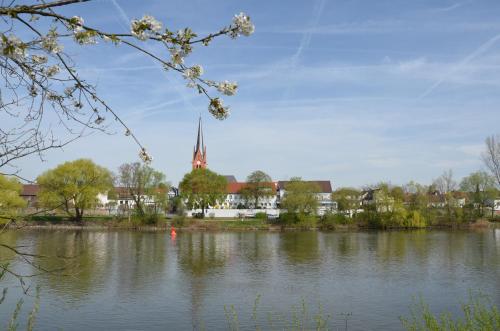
<box><xmin>221</xmin><ymin>182</ymin><xmax>278</xmax><ymax>209</ymax></box>
<box><xmin>20</xmin><ymin>184</ymin><xmax>39</xmax><ymax>209</ymax></box>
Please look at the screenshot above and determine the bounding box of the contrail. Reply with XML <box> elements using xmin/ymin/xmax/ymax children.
<box><xmin>282</xmin><ymin>0</ymin><xmax>327</xmax><ymax>101</ymax></box>
<box><xmin>419</xmin><ymin>33</ymin><xmax>500</xmax><ymax>99</ymax></box>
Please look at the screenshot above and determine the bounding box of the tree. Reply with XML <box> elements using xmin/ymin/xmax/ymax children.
<box><xmin>0</xmin><ymin>174</ymin><xmax>26</xmax><ymax>219</ymax></box>
<box><xmin>179</xmin><ymin>168</ymin><xmax>227</xmax><ymax>217</ymax></box>
<box><xmin>117</xmin><ymin>162</ymin><xmax>168</xmax><ymax>216</ymax></box>
<box><xmin>460</xmin><ymin>171</ymin><xmax>497</xmax><ymax>215</ymax></box>
<box><xmin>240</xmin><ymin>170</ymin><xmax>273</xmax><ymax>208</ymax></box>
<box><xmin>332</xmin><ymin>187</ymin><xmax>360</xmax><ymax>216</ymax></box>
<box><xmin>37</xmin><ymin>159</ymin><xmax>113</xmax><ymax>222</ymax></box>
<box><xmin>0</xmin><ymin>1</ymin><xmax>255</xmax><ymax>171</ymax></box>
<box><xmin>433</xmin><ymin>169</ymin><xmax>457</xmax><ymax>194</ymax></box>
<box><xmin>281</xmin><ymin>177</ymin><xmax>319</xmax><ymax>215</ymax></box>
<box><xmin>482</xmin><ymin>134</ymin><xmax>500</xmax><ymax>187</ymax></box>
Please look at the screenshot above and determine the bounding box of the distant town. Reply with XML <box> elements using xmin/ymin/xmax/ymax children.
<box><xmin>14</xmin><ymin>119</ymin><xmax>500</xmax><ymax>227</ymax></box>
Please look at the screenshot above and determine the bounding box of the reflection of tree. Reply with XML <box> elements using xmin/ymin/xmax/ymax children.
<box><xmin>176</xmin><ymin>232</ymin><xmax>229</xmax><ymax>329</ymax></box>
<box><xmin>279</xmin><ymin>232</ymin><xmax>319</xmax><ymax>264</ymax></box>
<box><xmin>33</xmin><ymin>230</ymin><xmax>111</xmax><ymax>300</ymax></box>
<box><xmin>114</xmin><ymin>232</ymin><xmax>169</xmax><ymax>295</ymax></box>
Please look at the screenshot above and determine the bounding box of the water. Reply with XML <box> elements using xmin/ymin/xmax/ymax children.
<box><xmin>0</xmin><ymin>229</ymin><xmax>499</xmax><ymax>330</ymax></box>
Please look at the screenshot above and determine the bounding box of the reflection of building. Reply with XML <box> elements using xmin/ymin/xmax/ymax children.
<box><xmin>192</xmin><ymin>117</ymin><xmax>207</xmax><ymax>170</ymax></box>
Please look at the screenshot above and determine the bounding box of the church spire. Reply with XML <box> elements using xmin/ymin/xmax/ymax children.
<box><xmin>192</xmin><ymin>116</ymin><xmax>207</xmax><ymax>170</ymax></box>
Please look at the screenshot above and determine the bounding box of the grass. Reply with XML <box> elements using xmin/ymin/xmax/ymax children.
<box><xmin>400</xmin><ymin>293</ymin><xmax>500</xmax><ymax>331</ymax></box>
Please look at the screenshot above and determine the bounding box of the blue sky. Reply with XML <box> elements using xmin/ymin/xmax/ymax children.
<box><xmin>13</xmin><ymin>0</ymin><xmax>500</xmax><ymax>187</ymax></box>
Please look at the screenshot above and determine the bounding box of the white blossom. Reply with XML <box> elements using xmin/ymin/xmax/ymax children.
<box><xmin>217</xmin><ymin>81</ymin><xmax>238</xmax><ymax>96</ymax></box>
<box><xmin>45</xmin><ymin>65</ymin><xmax>60</xmax><ymax>77</ymax></box>
<box><xmin>170</xmin><ymin>48</ymin><xmax>184</xmax><ymax>65</ymax></box>
<box><xmin>139</xmin><ymin>148</ymin><xmax>153</xmax><ymax>163</ymax></box>
<box><xmin>232</xmin><ymin>13</ymin><xmax>255</xmax><ymax>37</ymax></box>
<box><xmin>70</xmin><ymin>16</ymin><xmax>84</xmax><ymax>32</ymax></box>
<box><xmin>131</xmin><ymin>15</ymin><xmax>162</xmax><ymax>41</ymax></box>
<box><xmin>41</xmin><ymin>34</ymin><xmax>63</xmax><ymax>54</ymax></box>
<box><xmin>208</xmin><ymin>98</ymin><xmax>230</xmax><ymax>120</ymax></box>
<box><xmin>31</xmin><ymin>55</ymin><xmax>47</xmax><ymax>64</ymax></box>
<box><xmin>0</xmin><ymin>34</ymin><xmax>26</xmax><ymax>59</ymax></box>
<box><xmin>74</xmin><ymin>30</ymin><xmax>97</xmax><ymax>45</ymax></box>
<box><xmin>183</xmin><ymin>65</ymin><xmax>203</xmax><ymax>79</ymax></box>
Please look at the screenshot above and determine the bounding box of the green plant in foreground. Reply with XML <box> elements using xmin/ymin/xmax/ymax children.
<box><xmin>400</xmin><ymin>293</ymin><xmax>500</xmax><ymax>331</ymax></box>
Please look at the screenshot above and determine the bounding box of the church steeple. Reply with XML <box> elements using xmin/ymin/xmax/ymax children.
<box><xmin>192</xmin><ymin>117</ymin><xmax>207</xmax><ymax>170</ymax></box>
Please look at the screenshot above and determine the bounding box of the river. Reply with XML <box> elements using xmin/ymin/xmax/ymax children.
<box><xmin>0</xmin><ymin>229</ymin><xmax>499</xmax><ymax>330</ymax></box>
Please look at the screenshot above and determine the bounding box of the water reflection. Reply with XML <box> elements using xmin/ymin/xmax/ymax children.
<box><xmin>0</xmin><ymin>229</ymin><xmax>498</xmax><ymax>330</ymax></box>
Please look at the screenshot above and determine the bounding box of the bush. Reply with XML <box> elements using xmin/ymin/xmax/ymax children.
<box><xmin>132</xmin><ymin>213</ymin><xmax>161</xmax><ymax>225</ymax></box>
<box><xmin>319</xmin><ymin>213</ymin><xmax>349</xmax><ymax>229</ymax></box>
<box><xmin>404</xmin><ymin>211</ymin><xmax>426</xmax><ymax>228</ymax></box>
<box><xmin>255</xmin><ymin>212</ymin><xmax>267</xmax><ymax>220</ymax></box>
<box><xmin>296</xmin><ymin>213</ymin><xmax>317</xmax><ymax>229</ymax></box>
<box><xmin>172</xmin><ymin>215</ymin><xmax>185</xmax><ymax>227</ymax></box>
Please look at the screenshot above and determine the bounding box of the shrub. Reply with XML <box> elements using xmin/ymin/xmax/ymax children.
<box><xmin>318</xmin><ymin>213</ymin><xmax>350</xmax><ymax>229</ymax></box>
<box><xmin>255</xmin><ymin>212</ymin><xmax>267</xmax><ymax>220</ymax></box>
<box><xmin>132</xmin><ymin>213</ymin><xmax>161</xmax><ymax>226</ymax></box>
<box><xmin>172</xmin><ymin>215</ymin><xmax>185</xmax><ymax>227</ymax></box>
<box><xmin>296</xmin><ymin>213</ymin><xmax>317</xmax><ymax>229</ymax></box>
<box><xmin>405</xmin><ymin>211</ymin><xmax>426</xmax><ymax>228</ymax></box>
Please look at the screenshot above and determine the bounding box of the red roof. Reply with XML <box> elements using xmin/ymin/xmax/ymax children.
<box><xmin>21</xmin><ymin>184</ymin><xmax>39</xmax><ymax>196</ymax></box>
<box><xmin>226</xmin><ymin>182</ymin><xmax>277</xmax><ymax>194</ymax></box>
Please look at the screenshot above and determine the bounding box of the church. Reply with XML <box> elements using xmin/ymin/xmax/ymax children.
<box><xmin>186</xmin><ymin>118</ymin><xmax>335</xmax><ymax>217</ymax></box>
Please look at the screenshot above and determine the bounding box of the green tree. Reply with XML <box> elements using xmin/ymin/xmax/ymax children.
<box><xmin>281</xmin><ymin>177</ymin><xmax>319</xmax><ymax>215</ymax></box>
<box><xmin>240</xmin><ymin>170</ymin><xmax>273</xmax><ymax>208</ymax></box>
<box><xmin>179</xmin><ymin>168</ymin><xmax>227</xmax><ymax>217</ymax></box>
<box><xmin>37</xmin><ymin>159</ymin><xmax>113</xmax><ymax>222</ymax></box>
<box><xmin>117</xmin><ymin>162</ymin><xmax>168</xmax><ymax>217</ymax></box>
<box><xmin>332</xmin><ymin>187</ymin><xmax>360</xmax><ymax>216</ymax></box>
<box><xmin>460</xmin><ymin>171</ymin><xmax>497</xmax><ymax>216</ymax></box>
<box><xmin>0</xmin><ymin>174</ymin><xmax>26</xmax><ymax>220</ymax></box>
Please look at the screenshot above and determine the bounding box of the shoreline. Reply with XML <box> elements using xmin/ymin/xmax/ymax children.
<box><xmin>4</xmin><ymin>218</ymin><xmax>498</xmax><ymax>232</ymax></box>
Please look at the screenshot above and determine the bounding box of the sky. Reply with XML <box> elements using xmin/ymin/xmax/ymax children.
<box><xmin>9</xmin><ymin>0</ymin><xmax>500</xmax><ymax>188</ymax></box>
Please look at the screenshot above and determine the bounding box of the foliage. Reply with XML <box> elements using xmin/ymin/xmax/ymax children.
<box><xmin>171</xmin><ymin>215</ymin><xmax>186</xmax><ymax>227</ymax></box>
<box><xmin>319</xmin><ymin>213</ymin><xmax>350</xmax><ymax>229</ymax></box>
<box><xmin>240</xmin><ymin>170</ymin><xmax>273</xmax><ymax>208</ymax></box>
<box><xmin>281</xmin><ymin>177</ymin><xmax>319</xmax><ymax>215</ymax></box>
<box><xmin>460</xmin><ymin>171</ymin><xmax>497</xmax><ymax>215</ymax></box>
<box><xmin>401</xmin><ymin>293</ymin><xmax>500</xmax><ymax>331</ymax></box>
<box><xmin>254</xmin><ymin>212</ymin><xmax>267</xmax><ymax>220</ymax></box>
<box><xmin>117</xmin><ymin>162</ymin><xmax>168</xmax><ymax>217</ymax></box>
<box><xmin>0</xmin><ymin>174</ymin><xmax>26</xmax><ymax>219</ymax></box>
<box><xmin>331</xmin><ymin>187</ymin><xmax>360</xmax><ymax>215</ymax></box>
<box><xmin>0</xmin><ymin>1</ymin><xmax>255</xmax><ymax>169</ymax></box>
<box><xmin>37</xmin><ymin>159</ymin><xmax>113</xmax><ymax>222</ymax></box>
<box><xmin>179</xmin><ymin>168</ymin><xmax>227</xmax><ymax>217</ymax></box>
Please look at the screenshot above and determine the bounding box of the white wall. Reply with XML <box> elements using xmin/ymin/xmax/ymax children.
<box><xmin>186</xmin><ymin>208</ymin><xmax>280</xmax><ymax>219</ymax></box>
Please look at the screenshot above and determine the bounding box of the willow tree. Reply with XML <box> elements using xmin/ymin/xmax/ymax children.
<box><xmin>0</xmin><ymin>0</ymin><xmax>255</xmax><ymax>172</ymax></box>
<box><xmin>0</xmin><ymin>174</ymin><xmax>26</xmax><ymax>220</ymax></box>
<box><xmin>37</xmin><ymin>159</ymin><xmax>113</xmax><ymax>222</ymax></box>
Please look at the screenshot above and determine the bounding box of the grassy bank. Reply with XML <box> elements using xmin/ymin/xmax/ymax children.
<box><xmin>5</xmin><ymin>213</ymin><xmax>499</xmax><ymax>232</ymax></box>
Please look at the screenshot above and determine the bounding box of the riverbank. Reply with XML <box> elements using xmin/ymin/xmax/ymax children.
<box><xmin>5</xmin><ymin>215</ymin><xmax>499</xmax><ymax>232</ymax></box>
